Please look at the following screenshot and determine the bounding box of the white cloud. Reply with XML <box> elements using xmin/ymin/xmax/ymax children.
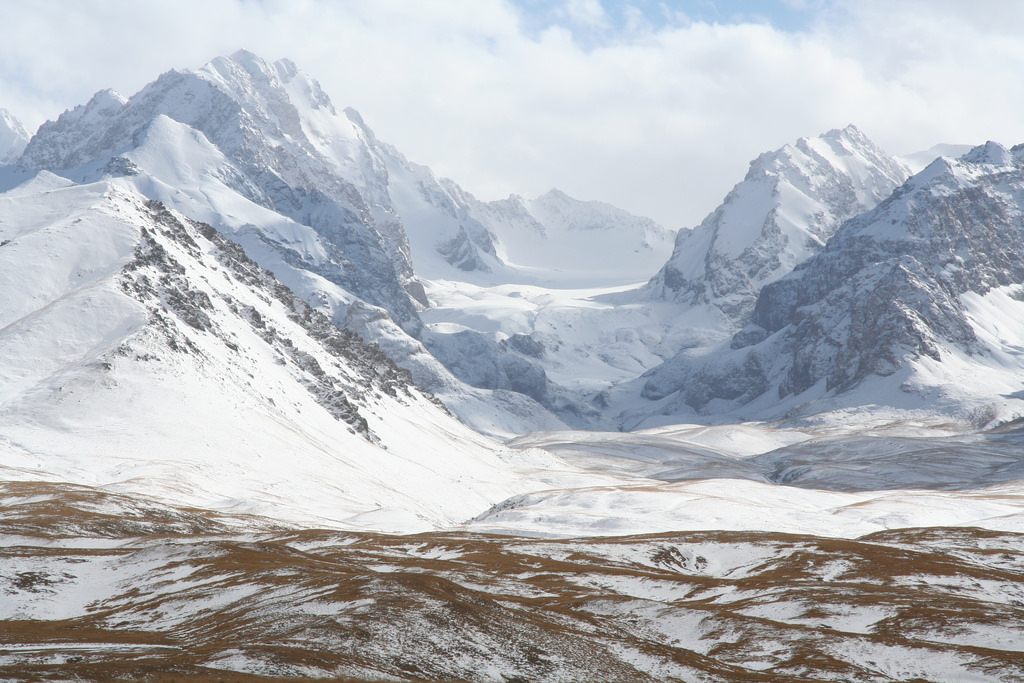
<box><xmin>0</xmin><ymin>0</ymin><xmax>1023</xmax><ymax>227</ymax></box>
<box><xmin>562</xmin><ymin>0</ymin><xmax>611</xmax><ymax>28</ymax></box>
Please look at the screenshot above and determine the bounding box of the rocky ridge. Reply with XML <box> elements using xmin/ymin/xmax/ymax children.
<box><xmin>648</xmin><ymin>125</ymin><xmax>910</xmax><ymax>327</ymax></box>
<box><xmin>0</xmin><ymin>175</ymin><xmax>550</xmax><ymax>529</ymax></box>
<box><xmin>640</xmin><ymin>141</ymin><xmax>1024</xmax><ymax>421</ymax></box>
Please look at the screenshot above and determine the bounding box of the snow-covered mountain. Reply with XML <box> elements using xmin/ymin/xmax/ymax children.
<box><xmin>648</xmin><ymin>125</ymin><xmax>910</xmax><ymax>326</ymax></box>
<box><xmin>19</xmin><ymin>51</ymin><xmax>423</xmax><ymax>336</ymax></box>
<box><xmin>639</xmin><ymin>141</ymin><xmax>1024</xmax><ymax>427</ymax></box>
<box><xmin>7</xmin><ymin>167</ymin><xmax>1020</xmax><ymax>540</ymax></box>
<box><xmin>468</xmin><ymin>125</ymin><xmax>916</xmax><ymax>430</ymax></box>
<box><xmin>9</xmin><ymin>52</ymin><xmax>531</xmax><ymax>432</ymax></box>
<box><xmin>0</xmin><ymin>174</ymin><xmax>596</xmax><ymax>531</ymax></box>
<box><xmin>12</xmin><ymin>51</ymin><xmax>680</xmax><ymax>435</ymax></box>
<box><xmin>0</xmin><ymin>108</ymin><xmax>29</xmax><ymax>164</ymax></box>
<box><xmin>367</xmin><ymin>135</ymin><xmax>676</xmax><ymax>288</ymax></box>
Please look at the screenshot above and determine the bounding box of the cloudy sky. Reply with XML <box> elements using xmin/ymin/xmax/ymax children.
<box><xmin>1</xmin><ymin>0</ymin><xmax>1023</xmax><ymax>227</ymax></box>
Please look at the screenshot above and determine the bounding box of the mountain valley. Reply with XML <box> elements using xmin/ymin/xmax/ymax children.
<box><xmin>2</xmin><ymin>51</ymin><xmax>1024</xmax><ymax>681</ymax></box>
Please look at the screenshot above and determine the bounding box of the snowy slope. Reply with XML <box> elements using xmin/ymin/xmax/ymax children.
<box><xmin>461</xmin><ymin>188</ymin><xmax>677</xmax><ymax>286</ymax></box>
<box><xmin>479</xmin><ymin>420</ymin><xmax>1024</xmax><ymax>537</ymax></box>
<box><xmin>0</xmin><ymin>175</ymin><xmax>602</xmax><ymax>531</ymax></box>
<box><xmin>376</xmin><ymin>148</ymin><xmax>506</xmax><ymax>282</ymax></box>
<box><xmin>420</xmin><ymin>279</ymin><xmax>724</xmax><ymax>408</ymax></box>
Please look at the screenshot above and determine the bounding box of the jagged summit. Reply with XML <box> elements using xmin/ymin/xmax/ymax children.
<box><xmin>22</xmin><ymin>51</ymin><xmax>339</xmax><ymax>173</ymax></box>
<box><xmin>647</xmin><ymin>124</ymin><xmax>910</xmax><ymax>326</ymax></box>
<box><xmin>20</xmin><ymin>51</ymin><xmax>422</xmax><ymax>336</ymax></box>
<box><xmin>961</xmin><ymin>139</ymin><xmax>1017</xmax><ymax>167</ymax></box>
<box><xmin>206</xmin><ymin>49</ymin><xmax>337</xmax><ymax>115</ymax></box>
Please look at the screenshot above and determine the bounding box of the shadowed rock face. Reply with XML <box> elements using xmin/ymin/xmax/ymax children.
<box><xmin>3</xmin><ymin>481</ymin><xmax>1024</xmax><ymax>683</ymax></box>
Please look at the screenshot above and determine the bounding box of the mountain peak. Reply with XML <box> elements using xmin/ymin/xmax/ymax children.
<box><xmin>70</xmin><ymin>88</ymin><xmax>127</xmax><ymax>126</ymax></box>
<box><xmin>641</xmin><ymin>136</ymin><xmax>1024</xmax><ymax>422</ymax></box>
<box><xmin>0</xmin><ymin>108</ymin><xmax>30</xmax><ymax>164</ymax></box>
<box><xmin>538</xmin><ymin>187</ymin><xmax>570</xmax><ymax>202</ymax></box>
<box><xmin>88</xmin><ymin>88</ymin><xmax>128</xmax><ymax>110</ymax></box>
<box><xmin>962</xmin><ymin>140</ymin><xmax>1015</xmax><ymax>167</ymax></box>
<box><xmin>823</xmin><ymin>123</ymin><xmax>867</xmax><ymax>143</ymax></box>
<box><xmin>648</xmin><ymin>125</ymin><xmax>910</xmax><ymax>324</ymax></box>
<box><xmin>196</xmin><ymin>50</ymin><xmax>336</xmax><ymax>118</ymax></box>
<box><xmin>200</xmin><ymin>51</ymin><xmax>280</xmax><ymax>99</ymax></box>
<box><xmin>20</xmin><ymin>51</ymin><xmax>422</xmax><ymax>333</ymax></box>
<box><xmin>229</xmin><ymin>47</ymin><xmax>267</xmax><ymax>71</ymax></box>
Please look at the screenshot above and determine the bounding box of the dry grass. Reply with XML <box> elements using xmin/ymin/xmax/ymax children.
<box><xmin>2</xmin><ymin>481</ymin><xmax>1024</xmax><ymax>682</ymax></box>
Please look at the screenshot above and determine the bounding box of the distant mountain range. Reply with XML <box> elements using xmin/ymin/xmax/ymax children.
<box><xmin>4</xmin><ymin>49</ymin><xmax>1024</xmax><ymax>489</ymax></box>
